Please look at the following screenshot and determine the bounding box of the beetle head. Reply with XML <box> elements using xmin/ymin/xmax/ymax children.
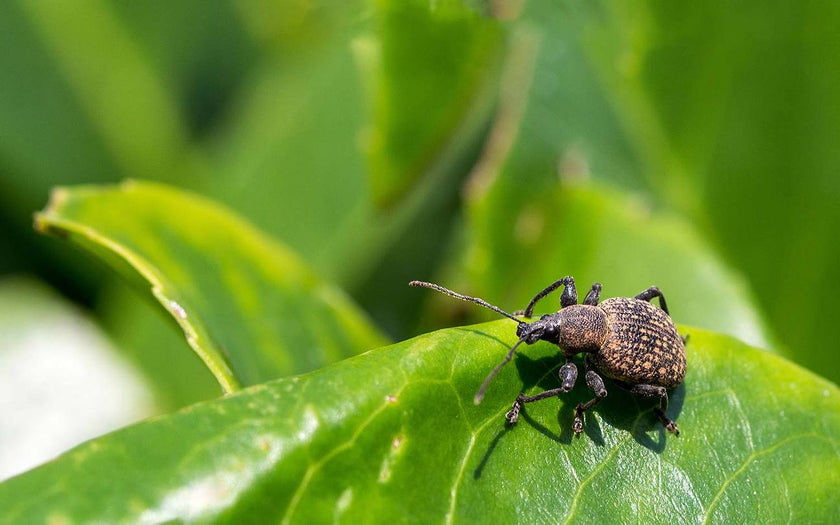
<box><xmin>516</xmin><ymin>314</ymin><xmax>562</xmax><ymax>345</ymax></box>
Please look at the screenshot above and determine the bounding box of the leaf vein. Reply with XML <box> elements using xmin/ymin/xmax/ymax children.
<box><xmin>281</xmin><ymin>380</ymin><xmax>409</xmax><ymax>524</ymax></box>
<box><xmin>561</xmin><ymin>410</ymin><xmax>647</xmax><ymax>524</ymax></box>
<box><xmin>700</xmin><ymin>432</ymin><xmax>834</xmax><ymax>524</ymax></box>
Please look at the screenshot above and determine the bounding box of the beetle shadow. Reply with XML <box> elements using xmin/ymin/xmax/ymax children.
<box><xmin>505</xmin><ymin>353</ymin><xmax>608</xmax><ymax>446</ymax></box>
<box><xmin>472</xmin><ymin>426</ymin><xmax>511</xmax><ymax>479</ymax></box>
<box><xmin>462</xmin><ymin>332</ymin><xmax>688</xmax><ymax>478</ymax></box>
<box><xmin>457</xmin><ymin>329</ymin><xmax>510</xmax><ymax>350</ymax></box>
<box><xmin>502</xmin><ymin>352</ymin><xmax>687</xmax><ymax>454</ymax></box>
<box><xmin>595</xmin><ymin>382</ymin><xmax>687</xmax><ymax>454</ymax></box>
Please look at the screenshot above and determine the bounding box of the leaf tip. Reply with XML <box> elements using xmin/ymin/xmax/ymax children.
<box><xmin>33</xmin><ymin>193</ymin><xmax>72</xmax><ymax>239</ymax></box>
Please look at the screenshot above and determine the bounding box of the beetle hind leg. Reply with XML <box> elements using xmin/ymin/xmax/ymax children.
<box><xmin>623</xmin><ymin>383</ymin><xmax>680</xmax><ymax>435</ymax></box>
<box><xmin>583</xmin><ymin>282</ymin><xmax>602</xmax><ymax>306</ymax></box>
<box><xmin>635</xmin><ymin>286</ymin><xmax>670</xmax><ymax>315</ymax></box>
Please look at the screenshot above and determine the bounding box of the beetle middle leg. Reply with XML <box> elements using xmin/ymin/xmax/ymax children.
<box><xmin>635</xmin><ymin>286</ymin><xmax>670</xmax><ymax>315</ymax></box>
<box><xmin>583</xmin><ymin>282</ymin><xmax>602</xmax><ymax>306</ymax></box>
<box><xmin>573</xmin><ymin>366</ymin><xmax>608</xmax><ymax>435</ymax></box>
<box><xmin>505</xmin><ymin>358</ymin><xmax>578</xmax><ymax>425</ymax></box>
<box><xmin>622</xmin><ymin>383</ymin><xmax>680</xmax><ymax>435</ymax></box>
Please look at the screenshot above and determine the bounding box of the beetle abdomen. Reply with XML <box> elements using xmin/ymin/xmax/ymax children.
<box><xmin>593</xmin><ymin>297</ymin><xmax>686</xmax><ymax>388</ymax></box>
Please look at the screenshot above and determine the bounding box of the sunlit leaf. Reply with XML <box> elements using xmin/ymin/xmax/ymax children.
<box><xmin>35</xmin><ymin>181</ymin><xmax>388</xmax><ymax>392</ymax></box>
<box><xmin>1</xmin><ymin>323</ymin><xmax>836</xmax><ymax>522</ymax></box>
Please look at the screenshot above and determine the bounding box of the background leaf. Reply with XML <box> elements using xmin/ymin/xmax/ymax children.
<box><xmin>469</xmin><ymin>0</ymin><xmax>840</xmax><ymax>380</ymax></box>
<box><xmin>434</xmin><ymin>180</ymin><xmax>774</xmax><ymax>351</ymax></box>
<box><xmin>35</xmin><ymin>181</ymin><xmax>388</xmax><ymax>391</ymax></box>
<box><xmin>364</xmin><ymin>0</ymin><xmax>503</xmax><ymax>207</ymax></box>
<box><xmin>1</xmin><ymin>323</ymin><xmax>836</xmax><ymax>522</ymax></box>
<box><xmin>96</xmin><ymin>280</ymin><xmax>221</xmax><ymax>411</ymax></box>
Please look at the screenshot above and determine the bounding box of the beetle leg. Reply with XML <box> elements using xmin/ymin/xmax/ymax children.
<box><xmin>623</xmin><ymin>383</ymin><xmax>680</xmax><ymax>435</ymax></box>
<box><xmin>559</xmin><ymin>359</ymin><xmax>578</xmax><ymax>392</ymax></box>
<box><xmin>583</xmin><ymin>282</ymin><xmax>602</xmax><ymax>306</ymax></box>
<box><xmin>573</xmin><ymin>369</ymin><xmax>608</xmax><ymax>435</ymax></box>
<box><xmin>634</xmin><ymin>286</ymin><xmax>670</xmax><ymax>315</ymax></box>
<box><xmin>505</xmin><ymin>358</ymin><xmax>579</xmax><ymax>425</ymax></box>
<box><xmin>505</xmin><ymin>387</ymin><xmax>569</xmax><ymax>425</ymax></box>
<box><xmin>516</xmin><ymin>276</ymin><xmax>577</xmax><ymax>318</ymax></box>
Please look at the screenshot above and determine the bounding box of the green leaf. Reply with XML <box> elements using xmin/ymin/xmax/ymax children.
<box><xmin>96</xmin><ymin>281</ymin><xmax>221</xmax><ymax>411</ymax></box>
<box><xmin>365</xmin><ymin>0</ymin><xmax>504</xmax><ymax>207</ymax></box>
<box><xmin>457</xmin><ymin>181</ymin><xmax>775</xmax><ymax>350</ymax></box>
<box><xmin>1</xmin><ymin>323</ymin><xmax>837</xmax><ymax>522</ymax></box>
<box><xmin>15</xmin><ymin>0</ymin><xmax>195</xmax><ymax>183</ymax></box>
<box><xmin>34</xmin><ymin>181</ymin><xmax>388</xmax><ymax>392</ymax></box>
<box><xmin>431</xmin><ymin>12</ymin><xmax>774</xmax><ymax>351</ymax></box>
<box><xmin>481</xmin><ymin>1</ymin><xmax>840</xmax><ymax>381</ymax></box>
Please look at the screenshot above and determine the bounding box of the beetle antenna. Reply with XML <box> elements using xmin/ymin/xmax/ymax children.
<box><xmin>409</xmin><ymin>281</ymin><xmax>522</xmax><ymax>323</ymax></box>
<box><xmin>474</xmin><ymin>337</ymin><xmax>526</xmax><ymax>405</ymax></box>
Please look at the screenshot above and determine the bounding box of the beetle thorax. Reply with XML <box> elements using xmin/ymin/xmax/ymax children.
<box><xmin>556</xmin><ymin>305</ymin><xmax>608</xmax><ymax>355</ymax></box>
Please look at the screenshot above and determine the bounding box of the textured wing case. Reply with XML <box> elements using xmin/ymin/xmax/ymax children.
<box><xmin>593</xmin><ymin>297</ymin><xmax>686</xmax><ymax>388</ymax></box>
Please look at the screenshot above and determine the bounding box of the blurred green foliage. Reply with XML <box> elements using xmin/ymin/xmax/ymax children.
<box><xmin>3</xmin><ymin>1</ymin><xmax>836</xmax><ymax>382</ymax></box>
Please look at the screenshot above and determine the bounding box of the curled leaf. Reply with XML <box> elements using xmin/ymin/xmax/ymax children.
<box><xmin>35</xmin><ymin>181</ymin><xmax>388</xmax><ymax>392</ymax></box>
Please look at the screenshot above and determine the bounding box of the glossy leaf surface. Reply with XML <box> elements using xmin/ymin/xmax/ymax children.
<box><xmin>35</xmin><ymin>181</ymin><xmax>387</xmax><ymax>391</ymax></box>
<box><xmin>1</xmin><ymin>323</ymin><xmax>837</xmax><ymax>523</ymax></box>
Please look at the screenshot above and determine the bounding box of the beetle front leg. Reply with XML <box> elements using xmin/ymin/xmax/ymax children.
<box><xmin>516</xmin><ymin>276</ymin><xmax>577</xmax><ymax>318</ymax></box>
<box><xmin>625</xmin><ymin>384</ymin><xmax>679</xmax><ymax>435</ymax></box>
<box><xmin>506</xmin><ymin>387</ymin><xmax>569</xmax><ymax>425</ymax></box>
<box><xmin>506</xmin><ymin>359</ymin><xmax>578</xmax><ymax>425</ymax></box>
<box><xmin>573</xmin><ymin>369</ymin><xmax>607</xmax><ymax>435</ymax></box>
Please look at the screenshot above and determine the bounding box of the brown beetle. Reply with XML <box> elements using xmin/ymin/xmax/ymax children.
<box><xmin>410</xmin><ymin>277</ymin><xmax>686</xmax><ymax>435</ymax></box>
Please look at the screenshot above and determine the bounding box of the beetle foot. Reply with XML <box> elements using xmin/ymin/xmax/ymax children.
<box><xmin>654</xmin><ymin>407</ymin><xmax>680</xmax><ymax>436</ymax></box>
<box><xmin>505</xmin><ymin>401</ymin><xmax>522</xmax><ymax>425</ymax></box>
<box><xmin>573</xmin><ymin>403</ymin><xmax>586</xmax><ymax>435</ymax></box>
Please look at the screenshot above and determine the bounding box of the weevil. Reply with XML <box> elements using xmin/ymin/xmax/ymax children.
<box><xmin>410</xmin><ymin>277</ymin><xmax>686</xmax><ymax>436</ymax></box>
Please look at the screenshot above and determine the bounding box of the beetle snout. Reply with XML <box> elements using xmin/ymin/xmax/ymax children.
<box><xmin>516</xmin><ymin>321</ymin><xmax>545</xmax><ymax>344</ymax></box>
